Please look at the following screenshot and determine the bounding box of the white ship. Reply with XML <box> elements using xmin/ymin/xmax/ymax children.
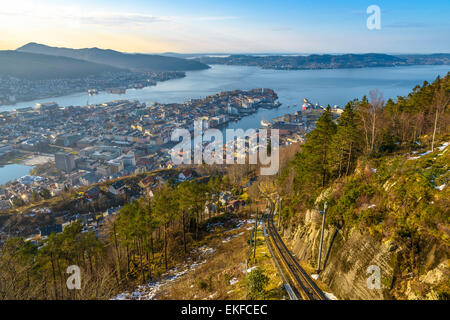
<box><xmin>260</xmin><ymin>119</ymin><xmax>271</xmax><ymax>127</ymax></box>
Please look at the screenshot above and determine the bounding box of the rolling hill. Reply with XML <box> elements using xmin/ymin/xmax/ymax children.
<box><xmin>0</xmin><ymin>50</ymin><xmax>125</xmax><ymax>80</ymax></box>
<box><xmin>17</xmin><ymin>43</ymin><xmax>210</xmax><ymax>72</ymax></box>
<box><xmin>193</xmin><ymin>53</ymin><xmax>409</xmax><ymax>70</ymax></box>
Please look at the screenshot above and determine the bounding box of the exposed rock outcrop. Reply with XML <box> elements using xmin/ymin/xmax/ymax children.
<box><xmin>289</xmin><ymin>209</ymin><xmax>395</xmax><ymax>299</ymax></box>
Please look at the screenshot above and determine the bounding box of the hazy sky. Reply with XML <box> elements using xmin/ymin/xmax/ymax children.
<box><xmin>1</xmin><ymin>0</ymin><xmax>449</xmax><ymax>53</ymax></box>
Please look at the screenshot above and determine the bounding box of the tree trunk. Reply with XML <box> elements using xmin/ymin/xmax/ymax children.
<box><xmin>164</xmin><ymin>223</ymin><xmax>168</xmax><ymax>271</ymax></box>
<box><xmin>431</xmin><ymin>107</ymin><xmax>439</xmax><ymax>152</ymax></box>
<box><xmin>50</xmin><ymin>253</ymin><xmax>58</xmax><ymax>300</ymax></box>
<box><xmin>345</xmin><ymin>143</ymin><xmax>353</xmax><ymax>176</ymax></box>
<box><xmin>182</xmin><ymin>212</ymin><xmax>187</xmax><ymax>257</ymax></box>
<box><xmin>370</xmin><ymin>111</ymin><xmax>376</xmax><ymax>153</ymax></box>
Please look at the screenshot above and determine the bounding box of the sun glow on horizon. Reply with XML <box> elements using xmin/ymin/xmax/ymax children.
<box><xmin>0</xmin><ymin>0</ymin><xmax>449</xmax><ymax>54</ymax></box>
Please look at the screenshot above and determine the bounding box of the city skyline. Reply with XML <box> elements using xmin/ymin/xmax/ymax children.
<box><xmin>1</xmin><ymin>0</ymin><xmax>450</xmax><ymax>54</ymax></box>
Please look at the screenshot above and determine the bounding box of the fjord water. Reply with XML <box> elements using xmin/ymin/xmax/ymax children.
<box><xmin>2</xmin><ymin>64</ymin><xmax>448</xmax><ymax>115</ymax></box>
<box><xmin>0</xmin><ymin>64</ymin><xmax>448</xmax><ymax>185</ymax></box>
<box><xmin>0</xmin><ymin>163</ymin><xmax>33</xmax><ymax>185</ymax></box>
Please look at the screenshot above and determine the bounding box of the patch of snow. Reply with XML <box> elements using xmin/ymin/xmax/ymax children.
<box><xmin>222</xmin><ymin>232</ymin><xmax>244</xmax><ymax>243</ymax></box>
<box><xmin>113</xmin><ymin>293</ymin><xmax>129</xmax><ymax>300</ymax></box>
<box><xmin>198</xmin><ymin>246</ymin><xmax>215</xmax><ymax>256</ymax></box>
<box><xmin>311</xmin><ymin>274</ymin><xmax>319</xmax><ymax>280</ymax></box>
<box><xmin>435</xmin><ymin>184</ymin><xmax>446</xmax><ymax>191</ymax></box>
<box><xmin>324</xmin><ymin>292</ymin><xmax>338</xmax><ymax>300</ymax></box>
<box><xmin>229</xmin><ymin>277</ymin><xmax>239</xmax><ymax>286</ymax></box>
<box><xmin>208</xmin><ymin>292</ymin><xmax>217</xmax><ymax>299</ymax></box>
<box><xmin>438</xmin><ymin>142</ymin><xmax>449</xmax><ymax>151</ymax></box>
<box><xmin>206</xmin><ymin>221</ymin><xmax>225</xmax><ymax>230</ymax></box>
<box><xmin>371</xmin><ymin>168</ymin><xmax>377</xmax><ymax>173</ymax></box>
<box><xmin>113</xmin><ymin>246</ymin><xmax>216</xmax><ymax>300</ymax></box>
<box><xmin>246</xmin><ymin>266</ymin><xmax>257</xmax><ymax>273</ymax></box>
<box><xmin>408</xmin><ymin>150</ymin><xmax>432</xmax><ymax>160</ymax></box>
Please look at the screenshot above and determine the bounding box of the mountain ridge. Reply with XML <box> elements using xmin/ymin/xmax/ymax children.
<box><xmin>0</xmin><ymin>50</ymin><xmax>125</xmax><ymax>80</ymax></box>
<box><xmin>17</xmin><ymin>42</ymin><xmax>210</xmax><ymax>72</ymax></box>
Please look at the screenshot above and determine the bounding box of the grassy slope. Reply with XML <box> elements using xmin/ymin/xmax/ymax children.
<box><xmin>153</xmin><ymin>213</ymin><xmax>285</xmax><ymax>300</ymax></box>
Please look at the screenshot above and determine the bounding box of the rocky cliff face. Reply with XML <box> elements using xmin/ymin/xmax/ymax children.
<box><xmin>287</xmin><ymin>209</ymin><xmax>395</xmax><ymax>299</ymax></box>
<box><xmin>285</xmin><ymin>208</ymin><xmax>449</xmax><ymax>300</ymax></box>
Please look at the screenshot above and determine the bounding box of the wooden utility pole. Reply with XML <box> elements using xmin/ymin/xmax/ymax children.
<box><xmin>317</xmin><ymin>202</ymin><xmax>327</xmax><ymax>273</ymax></box>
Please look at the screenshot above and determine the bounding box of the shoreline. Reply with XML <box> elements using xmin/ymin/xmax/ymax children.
<box><xmin>1</xmin><ymin>64</ymin><xmax>448</xmax><ymax>113</ymax></box>
<box><xmin>0</xmin><ymin>73</ymin><xmax>187</xmax><ymax>110</ymax></box>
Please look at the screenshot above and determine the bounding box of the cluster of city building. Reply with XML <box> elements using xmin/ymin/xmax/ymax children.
<box><xmin>0</xmin><ymin>71</ymin><xmax>184</xmax><ymax>106</ymax></box>
<box><xmin>0</xmin><ymin>88</ymin><xmax>280</xmax><ymax>208</ymax></box>
<box><xmin>0</xmin><ymin>88</ymin><xmax>347</xmax><ymax>246</ymax></box>
<box><xmin>262</xmin><ymin>98</ymin><xmax>343</xmax><ymax>145</ymax></box>
<box><xmin>0</xmin><ymin>166</ymin><xmax>246</xmax><ymax>245</ymax></box>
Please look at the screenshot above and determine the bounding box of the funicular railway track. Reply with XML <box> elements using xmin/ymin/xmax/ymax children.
<box><xmin>263</xmin><ymin>200</ymin><xmax>327</xmax><ymax>300</ymax></box>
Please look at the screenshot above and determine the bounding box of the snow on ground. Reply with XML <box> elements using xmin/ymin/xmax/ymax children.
<box><xmin>409</xmin><ymin>142</ymin><xmax>449</xmax><ymax>160</ymax></box>
<box><xmin>113</xmin><ymin>218</ymin><xmax>252</xmax><ymax>300</ymax></box>
<box><xmin>198</xmin><ymin>246</ymin><xmax>215</xmax><ymax>256</ymax></box>
<box><xmin>324</xmin><ymin>292</ymin><xmax>338</xmax><ymax>300</ymax></box>
<box><xmin>222</xmin><ymin>232</ymin><xmax>244</xmax><ymax>243</ymax></box>
<box><xmin>206</xmin><ymin>221</ymin><xmax>225</xmax><ymax>231</ymax></box>
<box><xmin>408</xmin><ymin>150</ymin><xmax>432</xmax><ymax>160</ymax></box>
<box><xmin>438</xmin><ymin>142</ymin><xmax>449</xmax><ymax>151</ymax></box>
<box><xmin>112</xmin><ymin>246</ymin><xmax>215</xmax><ymax>300</ymax></box>
<box><xmin>246</xmin><ymin>266</ymin><xmax>257</xmax><ymax>273</ymax></box>
<box><xmin>225</xmin><ymin>219</ymin><xmax>257</xmax><ymax>233</ymax></box>
<box><xmin>311</xmin><ymin>274</ymin><xmax>319</xmax><ymax>280</ymax></box>
<box><xmin>207</xmin><ymin>292</ymin><xmax>218</xmax><ymax>299</ymax></box>
<box><xmin>435</xmin><ymin>184</ymin><xmax>446</xmax><ymax>191</ymax></box>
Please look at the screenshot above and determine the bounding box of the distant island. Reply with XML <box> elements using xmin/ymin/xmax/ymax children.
<box><xmin>193</xmin><ymin>53</ymin><xmax>450</xmax><ymax>70</ymax></box>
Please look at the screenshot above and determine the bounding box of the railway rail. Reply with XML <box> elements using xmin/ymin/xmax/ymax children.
<box><xmin>264</xmin><ymin>200</ymin><xmax>327</xmax><ymax>300</ymax></box>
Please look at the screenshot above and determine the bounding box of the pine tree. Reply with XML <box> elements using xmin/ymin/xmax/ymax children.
<box><xmin>329</xmin><ymin>102</ymin><xmax>361</xmax><ymax>178</ymax></box>
<box><xmin>293</xmin><ymin>106</ymin><xmax>337</xmax><ymax>201</ymax></box>
<box><xmin>152</xmin><ymin>185</ymin><xmax>177</xmax><ymax>271</ymax></box>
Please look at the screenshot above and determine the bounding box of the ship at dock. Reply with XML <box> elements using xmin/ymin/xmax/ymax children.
<box><xmin>260</xmin><ymin>119</ymin><xmax>271</xmax><ymax>127</ymax></box>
